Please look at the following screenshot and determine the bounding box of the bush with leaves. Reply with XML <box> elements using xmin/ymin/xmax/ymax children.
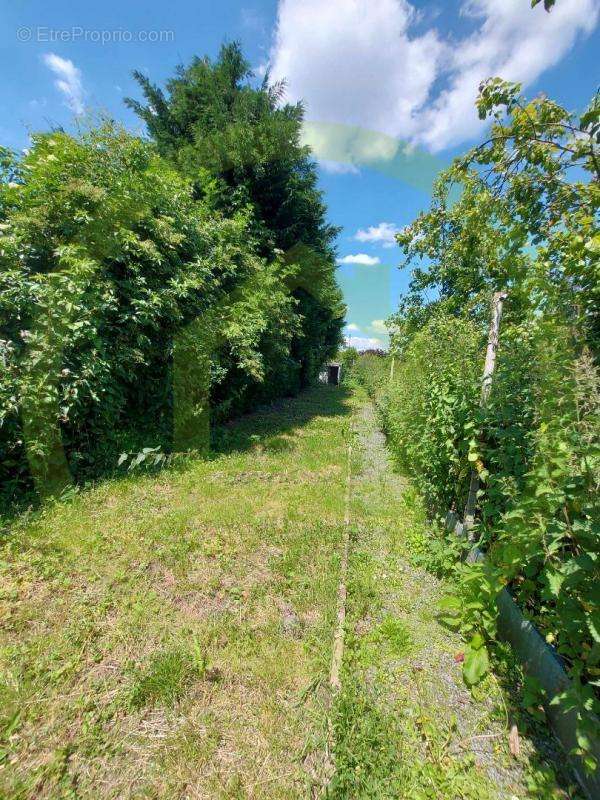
<box><xmin>383</xmin><ymin>80</ymin><xmax>599</xmax><ymax>768</ymax></box>
<box><xmin>125</xmin><ymin>43</ymin><xmax>344</xmax><ymax>397</ymax></box>
<box><xmin>0</xmin><ymin>122</ymin><xmax>298</xmax><ymax>502</ymax></box>
<box><xmin>381</xmin><ymin>315</ymin><xmax>483</xmax><ymax>514</ymax></box>
<box><xmin>349</xmin><ymin>352</ymin><xmax>390</xmax><ymax>398</ymax></box>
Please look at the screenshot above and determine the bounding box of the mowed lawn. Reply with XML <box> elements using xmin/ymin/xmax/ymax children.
<box><xmin>1</xmin><ymin>386</ymin><xmax>352</xmax><ymax>799</ymax></box>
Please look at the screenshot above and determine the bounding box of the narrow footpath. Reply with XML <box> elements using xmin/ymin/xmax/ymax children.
<box><xmin>326</xmin><ymin>388</ymin><xmax>574</xmax><ymax>799</ymax></box>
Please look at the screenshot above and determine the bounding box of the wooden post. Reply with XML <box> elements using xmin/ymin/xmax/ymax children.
<box><xmin>390</xmin><ymin>355</ymin><xmax>395</xmax><ymax>381</ymax></box>
<box><xmin>463</xmin><ymin>291</ymin><xmax>507</xmax><ymax>539</ymax></box>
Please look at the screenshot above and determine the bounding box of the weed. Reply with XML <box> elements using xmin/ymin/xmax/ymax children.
<box><xmin>372</xmin><ymin>616</ymin><xmax>412</xmax><ymax>657</ymax></box>
<box><xmin>129</xmin><ymin>648</ymin><xmax>200</xmax><ymax>708</ymax></box>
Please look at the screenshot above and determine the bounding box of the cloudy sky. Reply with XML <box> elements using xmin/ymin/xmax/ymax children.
<box><xmin>2</xmin><ymin>0</ymin><xmax>598</xmax><ymax>349</ymax></box>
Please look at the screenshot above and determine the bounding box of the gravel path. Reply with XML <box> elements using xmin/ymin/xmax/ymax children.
<box><xmin>329</xmin><ymin>393</ymin><xmax>575</xmax><ymax>799</ymax></box>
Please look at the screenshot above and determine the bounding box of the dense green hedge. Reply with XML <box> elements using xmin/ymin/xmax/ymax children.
<box><xmin>0</xmin><ymin>125</ymin><xmax>294</xmax><ymax>496</ymax></box>
<box><xmin>381</xmin><ymin>317</ymin><xmax>482</xmax><ymax>512</ymax></box>
<box><xmin>374</xmin><ymin>309</ymin><xmax>599</xmax><ymax>739</ymax></box>
<box><xmin>0</xmin><ymin>45</ymin><xmax>344</xmax><ymax>507</ymax></box>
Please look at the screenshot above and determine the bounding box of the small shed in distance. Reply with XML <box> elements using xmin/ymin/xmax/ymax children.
<box><xmin>319</xmin><ymin>362</ymin><xmax>341</xmax><ymax>385</ymax></box>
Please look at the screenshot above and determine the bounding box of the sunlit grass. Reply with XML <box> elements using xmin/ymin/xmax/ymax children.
<box><xmin>0</xmin><ymin>384</ymin><xmax>575</xmax><ymax>799</ymax></box>
<box><xmin>0</xmin><ymin>386</ymin><xmax>350</xmax><ymax>799</ymax></box>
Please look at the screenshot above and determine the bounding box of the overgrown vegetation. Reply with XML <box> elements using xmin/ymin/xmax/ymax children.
<box><xmin>0</xmin><ymin>43</ymin><xmax>344</xmax><ymax>509</ymax></box>
<box><xmin>126</xmin><ymin>42</ymin><xmax>344</xmax><ymax>402</ymax></box>
<box><xmin>371</xmin><ymin>81</ymin><xmax>599</xmax><ymax>770</ymax></box>
<box><xmin>329</xmin><ymin>388</ymin><xmax>573</xmax><ymax>799</ymax></box>
<box><xmin>0</xmin><ymin>13</ymin><xmax>596</xmax><ymax>792</ymax></box>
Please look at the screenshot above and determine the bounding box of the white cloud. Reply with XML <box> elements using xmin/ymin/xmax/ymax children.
<box><xmin>370</xmin><ymin>319</ymin><xmax>389</xmax><ymax>334</ymax></box>
<box><xmin>254</xmin><ymin>62</ymin><xmax>268</xmax><ymax>78</ymax></box>
<box><xmin>269</xmin><ymin>0</ymin><xmax>599</xmax><ymax>153</ymax></box>
<box><xmin>345</xmin><ymin>322</ymin><xmax>361</xmax><ymax>332</ymax></box>
<box><xmin>337</xmin><ymin>253</ymin><xmax>381</xmax><ymax>265</ymax></box>
<box><xmin>242</xmin><ymin>7</ymin><xmax>266</xmax><ymax>33</ymax></box>
<box><xmin>418</xmin><ymin>0</ymin><xmax>600</xmax><ymax>151</ymax></box>
<box><xmin>345</xmin><ymin>335</ymin><xmax>385</xmax><ymax>351</ymax></box>
<box><xmin>42</xmin><ymin>53</ymin><xmax>85</xmax><ymax>115</ymax></box>
<box><xmin>270</xmin><ymin>0</ymin><xmax>442</xmax><ymax>144</ymax></box>
<box><xmin>355</xmin><ymin>222</ymin><xmax>399</xmax><ymax>248</ymax></box>
<box><xmin>318</xmin><ymin>158</ymin><xmax>360</xmax><ymax>175</ymax></box>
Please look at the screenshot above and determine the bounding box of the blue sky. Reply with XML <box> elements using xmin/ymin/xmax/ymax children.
<box><xmin>2</xmin><ymin>0</ymin><xmax>598</xmax><ymax>349</ymax></box>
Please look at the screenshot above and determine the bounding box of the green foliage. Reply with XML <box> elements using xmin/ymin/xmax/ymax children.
<box><xmin>1</xmin><ymin>123</ymin><xmax>224</xmax><ymax>497</ymax></box>
<box><xmin>337</xmin><ymin>346</ymin><xmax>359</xmax><ymax>383</ymax></box>
<box><xmin>126</xmin><ymin>42</ymin><xmax>344</xmax><ymax>397</ymax></box>
<box><xmin>349</xmin><ymin>353</ymin><xmax>390</xmax><ymax>399</ymax></box>
<box><xmin>1</xmin><ymin>42</ymin><xmax>345</xmax><ymax>505</ymax></box>
<box><xmin>462</xmin><ymin>632</ymin><xmax>490</xmax><ymax>687</ymax></box>
<box><xmin>127</xmin><ymin>43</ymin><xmax>338</xmax><ymax>251</ymax></box>
<box><xmin>381</xmin><ymin>315</ymin><xmax>482</xmax><ymax>512</ymax></box>
<box><xmin>0</xmin><ymin>119</ymin><xmax>326</xmax><ymax>504</ymax></box>
<box><xmin>383</xmin><ymin>81</ymin><xmax>600</xmax><ymax>765</ymax></box>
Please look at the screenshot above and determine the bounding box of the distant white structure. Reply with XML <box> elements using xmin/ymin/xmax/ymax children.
<box><xmin>319</xmin><ymin>362</ymin><xmax>341</xmax><ymax>385</ymax></box>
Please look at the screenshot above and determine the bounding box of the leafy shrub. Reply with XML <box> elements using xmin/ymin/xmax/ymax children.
<box><xmin>351</xmin><ymin>352</ymin><xmax>390</xmax><ymax>399</ymax></box>
<box><xmin>380</xmin><ymin>80</ymin><xmax>600</xmax><ymax>768</ymax></box>
<box><xmin>381</xmin><ymin>315</ymin><xmax>482</xmax><ymax>513</ymax></box>
<box><xmin>0</xmin><ymin>123</ymin><xmax>306</xmax><ymax>503</ymax></box>
<box><xmin>126</xmin><ymin>43</ymin><xmax>344</xmax><ymax>403</ymax></box>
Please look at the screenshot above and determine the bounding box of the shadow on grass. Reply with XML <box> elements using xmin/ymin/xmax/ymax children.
<box><xmin>1</xmin><ymin>384</ymin><xmax>352</xmax><ymax>528</ymax></box>
<box><xmin>210</xmin><ymin>384</ymin><xmax>352</xmax><ymax>457</ymax></box>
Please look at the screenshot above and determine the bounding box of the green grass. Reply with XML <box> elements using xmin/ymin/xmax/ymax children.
<box><xmin>328</xmin><ymin>386</ymin><xmax>573</xmax><ymax>800</ymax></box>
<box><xmin>0</xmin><ymin>386</ymin><xmax>350</xmax><ymax>799</ymax></box>
<box><xmin>329</xmin><ymin>677</ymin><xmax>406</xmax><ymax>799</ymax></box>
<box><xmin>128</xmin><ymin>647</ymin><xmax>206</xmax><ymax>709</ymax></box>
<box><xmin>0</xmin><ymin>384</ymin><xmax>579</xmax><ymax>799</ymax></box>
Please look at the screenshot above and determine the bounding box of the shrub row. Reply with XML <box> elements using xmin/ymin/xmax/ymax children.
<box><xmin>361</xmin><ymin>80</ymin><xmax>600</xmax><ymax>770</ymax></box>
<box><xmin>0</xmin><ymin>45</ymin><xmax>344</xmax><ymax>508</ymax></box>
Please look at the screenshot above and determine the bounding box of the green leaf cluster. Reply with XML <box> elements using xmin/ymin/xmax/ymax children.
<box><xmin>0</xmin><ymin>41</ymin><xmax>345</xmax><ymax>504</ymax></box>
